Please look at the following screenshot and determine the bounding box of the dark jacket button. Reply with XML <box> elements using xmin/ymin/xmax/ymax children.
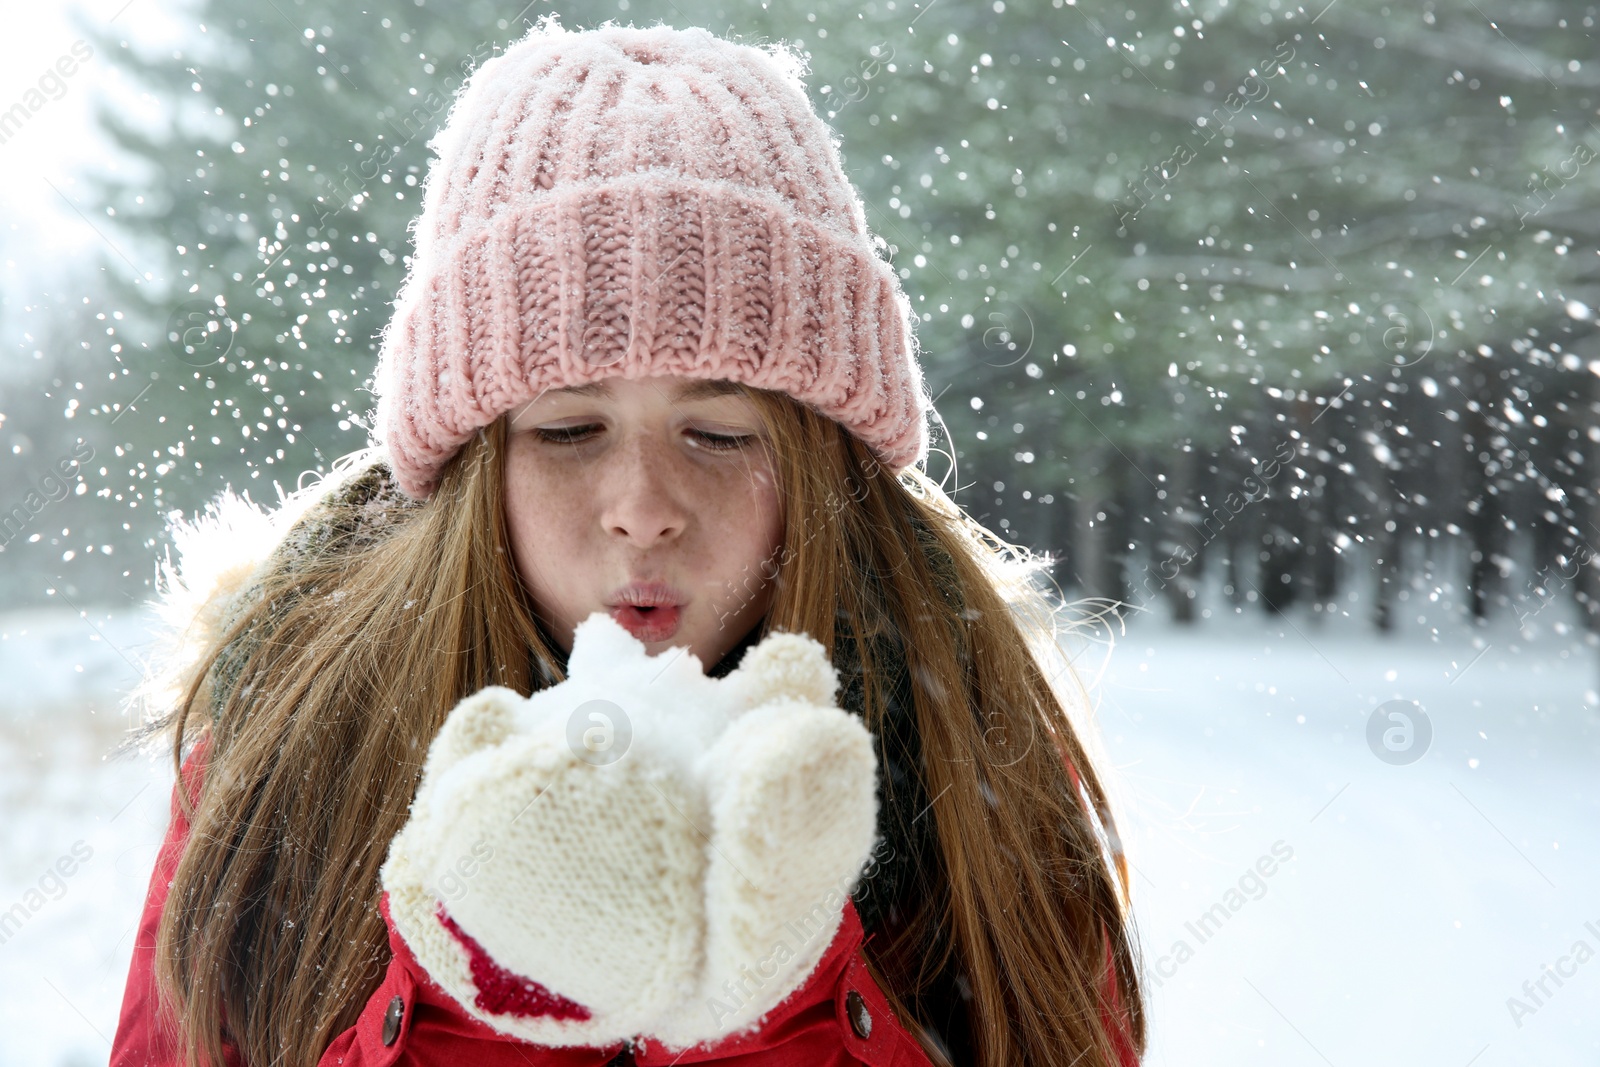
<box><xmin>846</xmin><ymin>989</ymin><xmax>873</xmax><ymax>1039</ymax></box>
<box><xmin>381</xmin><ymin>995</ymin><xmax>405</xmax><ymax>1047</ymax></box>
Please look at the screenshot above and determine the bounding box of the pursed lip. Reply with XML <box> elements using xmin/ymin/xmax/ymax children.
<box><xmin>605</xmin><ymin>579</ymin><xmax>688</xmax><ymax>609</ymax></box>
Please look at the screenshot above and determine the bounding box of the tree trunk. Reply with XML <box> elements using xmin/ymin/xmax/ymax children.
<box><xmin>1157</xmin><ymin>444</ymin><xmax>1199</xmax><ymax>623</ymax></box>
<box><xmin>1463</xmin><ymin>386</ymin><xmax>1506</xmax><ymax>621</ymax></box>
<box><xmin>1307</xmin><ymin>419</ymin><xmax>1340</xmax><ymax>611</ymax></box>
<box><xmin>1070</xmin><ymin>453</ymin><xmax>1112</xmax><ymax>605</ymax></box>
<box><xmin>1571</xmin><ymin>361</ymin><xmax>1600</xmax><ymax>635</ymax></box>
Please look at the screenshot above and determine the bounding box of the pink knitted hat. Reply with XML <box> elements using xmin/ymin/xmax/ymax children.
<box><xmin>370</xmin><ymin>16</ymin><xmax>932</xmax><ymax>501</ymax></box>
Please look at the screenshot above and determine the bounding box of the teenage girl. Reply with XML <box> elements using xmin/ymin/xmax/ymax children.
<box><xmin>109</xmin><ymin>17</ymin><xmax>1145</xmax><ymax>1067</ymax></box>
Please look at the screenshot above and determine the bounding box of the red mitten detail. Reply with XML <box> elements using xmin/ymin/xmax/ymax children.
<box><xmin>436</xmin><ymin>904</ymin><xmax>593</xmax><ymax>1022</ymax></box>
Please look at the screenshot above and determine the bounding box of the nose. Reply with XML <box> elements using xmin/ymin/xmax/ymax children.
<box><xmin>598</xmin><ymin>431</ymin><xmax>690</xmax><ymax>548</ymax></box>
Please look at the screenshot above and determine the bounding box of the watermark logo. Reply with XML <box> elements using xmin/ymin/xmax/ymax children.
<box><xmin>0</xmin><ymin>440</ymin><xmax>96</xmax><ymax>553</ymax></box>
<box><xmin>1123</xmin><ymin>437</ymin><xmax>1298</xmax><ymax>614</ymax></box>
<box><xmin>566</xmin><ymin>699</ymin><xmax>632</xmax><ymax>766</ymax></box>
<box><xmin>978</xmin><ymin>302</ymin><xmax>1035</xmax><ymax>368</ymax></box>
<box><xmin>1510</xmin><ymin>136</ymin><xmax>1599</xmax><ymax>230</ymax></box>
<box><xmin>1147</xmin><ymin>840</ymin><xmax>1295</xmax><ymax>988</ymax></box>
<box><xmin>434</xmin><ymin>838</ymin><xmax>496</xmax><ymax>904</ymax></box>
<box><xmin>1365</xmin><ymin>699</ymin><xmax>1431</xmax><ymax>765</ymax></box>
<box><xmin>0</xmin><ymin>40</ymin><xmax>95</xmax><ymax>149</ymax></box>
<box><xmin>1363</xmin><ymin>299</ymin><xmax>1434</xmax><ymax>368</ymax></box>
<box><xmin>1112</xmin><ymin>39</ymin><xmax>1295</xmax><ymax>228</ymax></box>
<box><xmin>165</xmin><ymin>299</ymin><xmax>237</xmax><ymax>367</ymax></box>
<box><xmin>819</xmin><ymin>42</ymin><xmax>894</xmax><ymax>118</ymax></box>
<box><xmin>0</xmin><ymin>840</ymin><xmax>94</xmax><ymax>948</ymax></box>
<box><xmin>307</xmin><ymin>40</ymin><xmax>497</xmax><ymax>232</ymax></box>
<box><xmin>1505</xmin><ymin>918</ymin><xmax>1600</xmax><ymax>1029</ymax></box>
<box><xmin>704</xmin><ymin>836</ymin><xmax>895</xmax><ymax>1025</ymax></box>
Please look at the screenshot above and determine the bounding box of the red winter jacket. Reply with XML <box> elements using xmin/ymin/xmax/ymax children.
<box><xmin>109</xmin><ymin>742</ymin><xmax>1138</xmax><ymax>1067</ymax></box>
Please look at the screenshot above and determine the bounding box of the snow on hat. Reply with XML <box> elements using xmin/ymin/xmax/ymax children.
<box><xmin>369</xmin><ymin>14</ymin><xmax>933</xmax><ymax>500</ymax></box>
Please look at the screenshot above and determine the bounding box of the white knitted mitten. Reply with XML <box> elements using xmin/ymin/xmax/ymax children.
<box><xmin>379</xmin><ymin>610</ymin><xmax>880</xmax><ymax>1050</ymax></box>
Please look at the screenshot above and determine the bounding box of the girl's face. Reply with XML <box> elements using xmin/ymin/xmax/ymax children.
<box><xmin>504</xmin><ymin>374</ymin><xmax>784</xmax><ymax>671</ymax></box>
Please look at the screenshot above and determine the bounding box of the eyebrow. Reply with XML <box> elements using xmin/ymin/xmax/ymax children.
<box><xmin>544</xmin><ymin>378</ymin><xmax>748</xmax><ymax>402</ymax></box>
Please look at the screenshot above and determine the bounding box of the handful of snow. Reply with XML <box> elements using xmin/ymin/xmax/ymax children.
<box><xmin>381</xmin><ymin>610</ymin><xmax>880</xmax><ymax>1051</ymax></box>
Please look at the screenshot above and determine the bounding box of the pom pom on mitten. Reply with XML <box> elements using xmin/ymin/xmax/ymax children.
<box><xmin>379</xmin><ymin>611</ymin><xmax>880</xmax><ymax>1050</ymax></box>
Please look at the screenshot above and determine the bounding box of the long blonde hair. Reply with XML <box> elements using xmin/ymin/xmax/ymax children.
<box><xmin>140</xmin><ymin>385</ymin><xmax>1145</xmax><ymax>1067</ymax></box>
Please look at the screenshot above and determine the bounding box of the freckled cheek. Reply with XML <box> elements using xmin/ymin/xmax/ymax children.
<box><xmin>731</xmin><ymin>466</ymin><xmax>784</xmax><ymax>564</ymax></box>
<box><xmin>503</xmin><ymin>451</ymin><xmax>585</xmax><ymax>585</ymax></box>
<box><xmin>507</xmin><ymin>452</ymin><xmax>588</xmax><ymax>515</ymax></box>
<box><xmin>502</xmin><ymin>499</ymin><xmax>546</xmax><ymax>592</ymax></box>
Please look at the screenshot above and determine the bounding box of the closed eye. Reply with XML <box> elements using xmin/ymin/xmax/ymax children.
<box><xmin>533</xmin><ymin>425</ymin><xmax>755</xmax><ymax>452</ymax></box>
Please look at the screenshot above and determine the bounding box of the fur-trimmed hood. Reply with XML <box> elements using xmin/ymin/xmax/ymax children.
<box><xmin>125</xmin><ymin>446</ymin><xmax>415</xmax><ymax>737</ymax></box>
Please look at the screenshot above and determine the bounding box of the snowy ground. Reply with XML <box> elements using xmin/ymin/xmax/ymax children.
<box><xmin>1</xmin><ymin>572</ymin><xmax>1597</xmax><ymax>1065</ymax></box>
<box><xmin>1073</xmin><ymin>571</ymin><xmax>1600</xmax><ymax>1067</ymax></box>
<box><xmin>0</xmin><ymin>605</ymin><xmax>174</xmax><ymax>1067</ymax></box>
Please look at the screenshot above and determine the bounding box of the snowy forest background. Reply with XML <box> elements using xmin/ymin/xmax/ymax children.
<box><xmin>4</xmin><ymin>0</ymin><xmax>1600</xmax><ymax>636</ymax></box>
<box><xmin>1</xmin><ymin>0</ymin><xmax>1597</xmax><ymax>1064</ymax></box>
